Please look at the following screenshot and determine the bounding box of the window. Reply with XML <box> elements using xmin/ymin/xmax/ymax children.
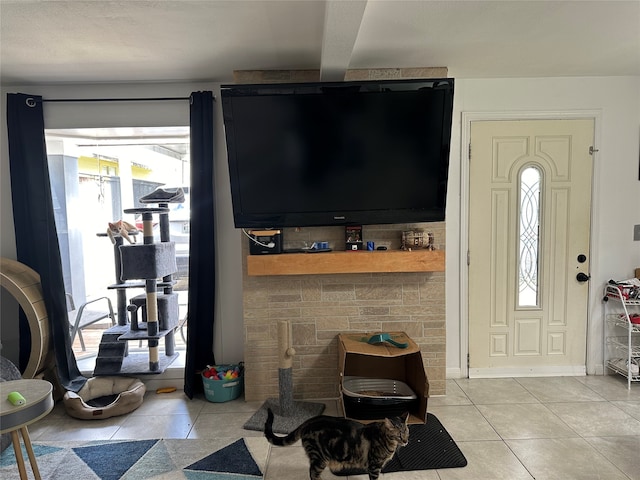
<box><xmin>46</xmin><ymin>127</ymin><xmax>190</xmax><ymax>359</ymax></box>
<box><xmin>518</xmin><ymin>165</ymin><xmax>541</xmax><ymax>308</ymax></box>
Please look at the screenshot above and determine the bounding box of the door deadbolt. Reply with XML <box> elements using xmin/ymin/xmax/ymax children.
<box><xmin>576</xmin><ymin>272</ymin><xmax>590</xmax><ymax>283</ymax></box>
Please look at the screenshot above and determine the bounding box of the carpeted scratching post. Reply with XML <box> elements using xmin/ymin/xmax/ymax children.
<box><xmin>243</xmin><ymin>320</ymin><xmax>325</xmax><ymax>434</ymax></box>
<box><xmin>141</xmin><ymin>211</ymin><xmax>159</xmax><ymax>371</ymax></box>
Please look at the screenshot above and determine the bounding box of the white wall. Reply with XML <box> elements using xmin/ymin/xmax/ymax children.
<box><xmin>0</xmin><ymin>82</ymin><xmax>245</xmax><ymax>365</ymax></box>
<box><xmin>2</xmin><ymin>76</ymin><xmax>639</xmax><ymax>377</ymax></box>
<box><xmin>445</xmin><ymin>76</ymin><xmax>640</xmax><ymax>377</ymax></box>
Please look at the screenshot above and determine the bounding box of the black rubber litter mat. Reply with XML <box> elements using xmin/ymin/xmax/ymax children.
<box><xmin>334</xmin><ymin>413</ymin><xmax>467</xmax><ymax>475</ymax></box>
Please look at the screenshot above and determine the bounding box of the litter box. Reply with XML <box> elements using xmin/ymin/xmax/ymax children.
<box><xmin>342</xmin><ymin>376</ymin><xmax>417</xmax><ymax>420</ymax></box>
<box><xmin>202</xmin><ymin>364</ymin><xmax>244</xmax><ymax>403</ymax></box>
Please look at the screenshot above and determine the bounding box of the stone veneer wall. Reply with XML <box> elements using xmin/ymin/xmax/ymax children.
<box><xmin>243</xmin><ymin>223</ymin><xmax>446</xmax><ymax>401</ymax></box>
<box><xmin>235</xmin><ymin>67</ymin><xmax>449</xmax><ymax>401</ymax></box>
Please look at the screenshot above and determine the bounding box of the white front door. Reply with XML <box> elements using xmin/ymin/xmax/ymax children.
<box><xmin>468</xmin><ymin>119</ymin><xmax>594</xmax><ymax>377</ymax></box>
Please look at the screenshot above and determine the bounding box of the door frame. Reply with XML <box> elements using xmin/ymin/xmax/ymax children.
<box><xmin>459</xmin><ymin>110</ymin><xmax>603</xmax><ymax>378</ymax></box>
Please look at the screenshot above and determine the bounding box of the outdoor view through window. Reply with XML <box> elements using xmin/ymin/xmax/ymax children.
<box><xmin>45</xmin><ymin>127</ymin><xmax>190</xmax><ymax>361</ymax></box>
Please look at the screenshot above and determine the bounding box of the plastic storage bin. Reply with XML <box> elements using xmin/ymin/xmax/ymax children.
<box><xmin>202</xmin><ymin>364</ymin><xmax>244</xmax><ymax>403</ymax></box>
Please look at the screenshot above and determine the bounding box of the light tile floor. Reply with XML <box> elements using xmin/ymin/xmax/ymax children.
<box><xmin>26</xmin><ymin>376</ymin><xmax>640</xmax><ymax>480</ymax></box>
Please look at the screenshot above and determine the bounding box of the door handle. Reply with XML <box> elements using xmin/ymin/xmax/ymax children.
<box><xmin>576</xmin><ymin>272</ymin><xmax>590</xmax><ymax>283</ymax></box>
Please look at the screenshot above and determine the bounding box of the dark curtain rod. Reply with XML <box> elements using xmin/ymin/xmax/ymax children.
<box><xmin>40</xmin><ymin>96</ymin><xmax>191</xmax><ymax>103</ymax></box>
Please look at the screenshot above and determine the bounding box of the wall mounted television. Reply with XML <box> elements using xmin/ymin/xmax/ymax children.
<box><xmin>220</xmin><ymin>78</ymin><xmax>454</xmax><ymax>228</ymax></box>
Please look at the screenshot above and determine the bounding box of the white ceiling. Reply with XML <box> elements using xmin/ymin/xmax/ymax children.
<box><xmin>1</xmin><ymin>0</ymin><xmax>638</xmax><ymax>86</ymax></box>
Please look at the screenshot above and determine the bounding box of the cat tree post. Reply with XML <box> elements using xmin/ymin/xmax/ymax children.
<box><xmin>112</xmin><ymin>235</ymin><xmax>128</xmax><ymax>326</ymax></box>
<box><xmin>278</xmin><ymin>320</ymin><xmax>296</xmax><ymax>417</ymax></box>
<box><xmin>141</xmin><ymin>211</ymin><xmax>160</xmax><ymax>371</ymax></box>
<box><xmin>156</xmin><ymin>201</ymin><xmax>175</xmax><ymax>356</ymax></box>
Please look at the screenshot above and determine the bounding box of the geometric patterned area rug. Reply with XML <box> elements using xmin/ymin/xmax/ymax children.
<box><xmin>0</xmin><ymin>437</ymin><xmax>267</xmax><ymax>480</ymax></box>
<box><xmin>0</xmin><ymin>414</ymin><xmax>465</xmax><ymax>479</ymax></box>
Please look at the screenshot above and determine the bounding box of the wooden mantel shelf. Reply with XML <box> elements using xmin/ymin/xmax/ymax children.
<box><xmin>246</xmin><ymin>249</ymin><xmax>445</xmax><ymax>276</ymax></box>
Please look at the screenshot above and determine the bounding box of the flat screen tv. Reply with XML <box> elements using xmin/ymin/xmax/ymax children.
<box><xmin>220</xmin><ymin>78</ymin><xmax>454</xmax><ymax>228</ymax></box>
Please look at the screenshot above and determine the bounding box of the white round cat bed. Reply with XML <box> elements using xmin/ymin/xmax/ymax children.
<box><xmin>63</xmin><ymin>376</ymin><xmax>146</xmax><ymax>420</ymax></box>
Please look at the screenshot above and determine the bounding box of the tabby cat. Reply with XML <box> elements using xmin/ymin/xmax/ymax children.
<box><xmin>264</xmin><ymin>408</ymin><xmax>409</xmax><ymax>480</ymax></box>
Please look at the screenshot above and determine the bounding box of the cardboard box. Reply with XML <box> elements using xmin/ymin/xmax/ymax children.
<box><xmin>338</xmin><ymin>332</ymin><xmax>428</xmax><ymax>424</ymax></box>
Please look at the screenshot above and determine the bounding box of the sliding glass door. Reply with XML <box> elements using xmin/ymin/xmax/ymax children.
<box><xmin>45</xmin><ymin>126</ymin><xmax>190</xmax><ymax>359</ymax></box>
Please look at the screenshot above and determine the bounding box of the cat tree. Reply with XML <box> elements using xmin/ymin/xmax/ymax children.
<box><xmin>243</xmin><ymin>319</ymin><xmax>325</xmax><ymax>434</ymax></box>
<box><xmin>93</xmin><ymin>191</ymin><xmax>183</xmax><ymax>376</ymax></box>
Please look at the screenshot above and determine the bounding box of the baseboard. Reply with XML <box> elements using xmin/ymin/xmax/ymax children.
<box><xmin>446</xmin><ymin>367</ymin><xmax>462</xmax><ymax>379</ymax></box>
<box><xmin>139</xmin><ymin>367</ymin><xmax>185</xmax><ymax>392</ymax></box>
<box><xmin>469</xmin><ymin>365</ymin><xmax>587</xmax><ymax>378</ymax></box>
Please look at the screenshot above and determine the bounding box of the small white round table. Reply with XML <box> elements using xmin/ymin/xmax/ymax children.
<box><xmin>0</xmin><ymin>379</ymin><xmax>54</xmax><ymax>480</ymax></box>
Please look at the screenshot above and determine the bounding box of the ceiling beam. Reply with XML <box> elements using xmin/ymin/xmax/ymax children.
<box><xmin>319</xmin><ymin>0</ymin><xmax>368</xmax><ymax>81</ymax></box>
